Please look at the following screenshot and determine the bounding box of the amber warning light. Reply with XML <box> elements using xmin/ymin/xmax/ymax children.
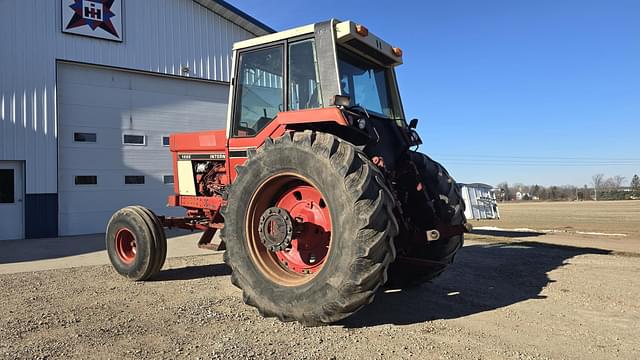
<box><xmin>392</xmin><ymin>47</ymin><xmax>403</xmax><ymax>57</ymax></box>
<box><xmin>355</xmin><ymin>24</ymin><xmax>369</xmax><ymax>36</ymax></box>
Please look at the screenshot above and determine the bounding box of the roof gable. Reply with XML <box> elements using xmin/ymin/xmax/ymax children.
<box><xmin>193</xmin><ymin>0</ymin><xmax>275</xmax><ymax>36</ymax></box>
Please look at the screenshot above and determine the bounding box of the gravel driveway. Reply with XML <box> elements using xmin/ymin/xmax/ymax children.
<box><xmin>1</xmin><ymin>239</ymin><xmax>639</xmax><ymax>359</ymax></box>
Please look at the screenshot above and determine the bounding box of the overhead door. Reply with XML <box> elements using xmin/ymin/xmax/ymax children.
<box><xmin>57</xmin><ymin>62</ymin><xmax>229</xmax><ymax>236</ymax></box>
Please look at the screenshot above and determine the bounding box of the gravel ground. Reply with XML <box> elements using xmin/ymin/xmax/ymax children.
<box><xmin>1</xmin><ymin>239</ymin><xmax>639</xmax><ymax>360</ymax></box>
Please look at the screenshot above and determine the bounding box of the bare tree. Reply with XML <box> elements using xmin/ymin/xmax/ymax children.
<box><xmin>612</xmin><ymin>175</ymin><xmax>626</xmax><ymax>189</ymax></box>
<box><xmin>603</xmin><ymin>177</ymin><xmax>617</xmax><ymax>191</ymax></box>
<box><xmin>592</xmin><ymin>173</ymin><xmax>605</xmax><ymax>200</ymax></box>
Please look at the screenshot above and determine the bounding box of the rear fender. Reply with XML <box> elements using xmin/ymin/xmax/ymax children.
<box><xmin>227</xmin><ymin>107</ymin><xmax>350</xmax><ymax>181</ymax></box>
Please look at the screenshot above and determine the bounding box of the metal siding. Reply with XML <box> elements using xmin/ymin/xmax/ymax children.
<box><xmin>0</xmin><ymin>0</ymin><xmax>253</xmax><ymax>194</ymax></box>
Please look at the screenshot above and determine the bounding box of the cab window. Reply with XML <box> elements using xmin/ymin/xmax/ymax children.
<box><xmin>233</xmin><ymin>46</ymin><xmax>284</xmax><ymax>137</ymax></box>
<box><xmin>337</xmin><ymin>48</ymin><xmax>399</xmax><ymax>119</ymax></box>
<box><xmin>288</xmin><ymin>39</ymin><xmax>322</xmax><ymax>110</ymax></box>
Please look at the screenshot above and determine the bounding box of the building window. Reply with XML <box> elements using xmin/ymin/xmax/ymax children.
<box><xmin>162</xmin><ymin>136</ymin><xmax>170</xmax><ymax>146</ymax></box>
<box><xmin>75</xmin><ymin>176</ymin><xmax>97</xmax><ymax>185</ymax></box>
<box><xmin>123</xmin><ymin>134</ymin><xmax>146</xmax><ymax>145</ymax></box>
<box><xmin>163</xmin><ymin>175</ymin><xmax>174</xmax><ymax>184</ymax></box>
<box><xmin>125</xmin><ymin>175</ymin><xmax>145</xmax><ymax>185</ymax></box>
<box><xmin>0</xmin><ymin>169</ymin><xmax>15</xmax><ymax>203</ymax></box>
<box><xmin>74</xmin><ymin>132</ymin><xmax>97</xmax><ymax>143</ymax></box>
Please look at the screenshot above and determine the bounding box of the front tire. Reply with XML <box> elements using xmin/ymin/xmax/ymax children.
<box><xmin>221</xmin><ymin>131</ymin><xmax>398</xmax><ymax>324</ymax></box>
<box><xmin>106</xmin><ymin>206</ymin><xmax>166</xmax><ymax>281</ymax></box>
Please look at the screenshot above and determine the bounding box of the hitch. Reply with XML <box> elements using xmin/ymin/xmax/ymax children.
<box><xmin>425</xmin><ymin>223</ymin><xmax>472</xmax><ymax>242</ymax></box>
<box><xmin>426</xmin><ymin>229</ymin><xmax>440</xmax><ymax>241</ymax></box>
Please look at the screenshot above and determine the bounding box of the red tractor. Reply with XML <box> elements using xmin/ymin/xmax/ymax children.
<box><xmin>106</xmin><ymin>20</ymin><xmax>469</xmax><ymax>325</ymax></box>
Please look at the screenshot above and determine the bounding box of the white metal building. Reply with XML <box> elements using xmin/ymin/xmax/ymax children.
<box><xmin>460</xmin><ymin>183</ymin><xmax>500</xmax><ymax>220</ymax></box>
<box><xmin>0</xmin><ymin>0</ymin><xmax>273</xmax><ymax>240</ymax></box>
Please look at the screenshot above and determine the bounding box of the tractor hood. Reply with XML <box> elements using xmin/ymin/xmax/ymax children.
<box><xmin>169</xmin><ymin>130</ymin><xmax>227</xmax><ymax>152</ymax></box>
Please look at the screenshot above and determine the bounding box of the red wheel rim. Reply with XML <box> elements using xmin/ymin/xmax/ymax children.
<box><xmin>115</xmin><ymin>228</ymin><xmax>137</xmax><ymax>264</ymax></box>
<box><xmin>275</xmin><ymin>185</ymin><xmax>331</xmax><ymax>274</ymax></box>
<box><xmin>246</xmin><ymin>173</ymin><xmax>333</xmax><ymax>286</ymax></box>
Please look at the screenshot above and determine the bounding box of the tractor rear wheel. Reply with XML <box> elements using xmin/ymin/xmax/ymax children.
<box><xmin>106</xmin><ymin>206</ymin><xmax>167</xmax><ymax>281</ymax></box>
<box><xmin>221</xmin><ymin>131</ymin><xmax>398</xmax><ymax>325</ymax></box>
<box><xmin>387</xmin><ymin>152</ymin><xmax>466</xmax><ymax>288</ymax></box>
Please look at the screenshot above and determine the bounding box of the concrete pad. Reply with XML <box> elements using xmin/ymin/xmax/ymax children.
<box><xmin>0</xmin><ymin>230</ymin><xmax>221</xmax><ymax>274</ymax></box>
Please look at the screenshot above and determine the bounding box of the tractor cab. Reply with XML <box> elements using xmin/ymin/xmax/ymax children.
<box><xmin>221</xmin><ymin>19</ymin><xmax>420</xmax><ymax>178</ymax></box>
<box><xmin>228</xmin><ymin>19</ymin><xmax>405</xmax><ymax>136</ymax></box>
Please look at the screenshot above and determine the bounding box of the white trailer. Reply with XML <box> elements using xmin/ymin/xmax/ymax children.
<box><xmin>460</xmin><ymin>183</ymin><xmax>500</xmax><ymax>220</ymax></box>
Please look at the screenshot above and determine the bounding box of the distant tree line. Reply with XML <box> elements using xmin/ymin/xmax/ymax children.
<box><xmin>496</xmin><ymin>173</ymin><xmax>640</xmax><ymax>201</ymax></box>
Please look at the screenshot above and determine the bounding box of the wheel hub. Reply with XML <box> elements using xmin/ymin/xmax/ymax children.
<box><xmin>115</xmin><ymin>228</ymin><xmax>137</xmax><ymax>264</ymax></box>
<box><xmin>247</xmin><ymin>176</ymin><xmax>332</xmax><ymax>284</ymax></box>
<box><xmin>258</xmin><ymin>207</ymin><xmax>294</xmax><ymax>252</ymax></box>
<box><xmin>274</xmin><ymin>186</ymin><xmax>331</xmax><ymax>274</ymax></box>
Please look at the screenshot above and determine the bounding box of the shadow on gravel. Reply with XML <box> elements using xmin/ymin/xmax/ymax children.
<box><xmin>153</xmin><ymin>263</ymin><xmax>231</xmax><ymax>281</ymax></box>
<box><xmin>341</xmin><ymin>241</ymin><xmax>610</xmax><ymax>328</ymax></box>
<box><xmin>471</xmin><ymin>229</ymin><xmax>545</xmax><ymax>238</ymax></box>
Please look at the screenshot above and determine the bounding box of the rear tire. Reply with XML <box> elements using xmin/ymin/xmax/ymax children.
<box><xmin>221</xmin><ymin>131</ymin><xmax>398</xmax><ymax>325</ymax></box>
<box><xmin>106</xmin><ymin>206</ymin><xmax>166</xmax><ymax>281</ymax></box>
<box><xmin>387</xmin><ymin>152</ymin><xmax>466</xmax><ymax>288</ymax></box>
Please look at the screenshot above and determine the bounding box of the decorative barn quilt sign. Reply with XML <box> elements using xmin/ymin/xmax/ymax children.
<box><xmin>61</xmin><ymin>0</ymin><xmax>123</xmax><ymax>42</ymax></box>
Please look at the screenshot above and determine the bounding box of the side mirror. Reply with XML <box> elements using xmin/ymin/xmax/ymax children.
<box><xmin>331</xmin><ymin>95</ymin><xmax>351</xmax><ymax>107</ymax></box>
<box><xmin>409</xmin><ymin>118</ymin><xmax>419</xmax><ymax>129</ymax></box>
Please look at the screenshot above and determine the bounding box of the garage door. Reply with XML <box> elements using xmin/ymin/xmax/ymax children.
<box><xmin>57</xmin><ymin>62</ymin><xmax>229</xmax><ymax>236</ymax></box>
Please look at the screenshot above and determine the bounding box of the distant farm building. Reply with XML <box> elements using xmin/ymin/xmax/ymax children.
<box><xmin>460</xmin><ymin>183</ymin><xmax>500</xmax><ymax>220</ymax></box>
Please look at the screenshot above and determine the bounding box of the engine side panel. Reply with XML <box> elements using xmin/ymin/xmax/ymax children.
<box><xmin>177</xmin><ymin>160</ymin><xmax>197</xmax><ymax>195</ymax></box>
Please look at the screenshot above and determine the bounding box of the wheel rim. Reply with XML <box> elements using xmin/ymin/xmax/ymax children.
<box><xmin>115</xmin><ymin>228</ymin><xmax>137</xmax><ymax>264</ymax></box>
<box><xmin>246</xmin><ymin>173</ymin><xmax>332</xmax><ymax>286</ymax></box>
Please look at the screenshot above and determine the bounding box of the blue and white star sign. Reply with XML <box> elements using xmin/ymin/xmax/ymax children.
<box><xmin>61</xmin><ymin>0</ymin><xmax>123</xmax><ymax>42</ymax></box>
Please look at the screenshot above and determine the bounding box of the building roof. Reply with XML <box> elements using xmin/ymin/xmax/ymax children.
<box><xmin>194</xmin><ymin>0</ymin><xmax>276</xmax><ymax>36</ymax></box>
<box><xmin>460</xmin><ymin>183</ymin><xmax>495</xmax><ymax>189</ymax></box>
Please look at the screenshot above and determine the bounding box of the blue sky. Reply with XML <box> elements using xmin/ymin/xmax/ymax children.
<box><xmin>232</xmin><ymin>0</ymin><xmax>639</xmax><ymax>187</ymax></box>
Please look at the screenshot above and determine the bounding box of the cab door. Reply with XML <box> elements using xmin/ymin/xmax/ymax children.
<box><xmin>227</xmin><ymin>39</ymin><xmax>327</xmax><ymax>181</ymax></box>
<box><xmin>227</xmin><ymin>44</ymin><xmax>285</xmax><ymax>180</ymax></box>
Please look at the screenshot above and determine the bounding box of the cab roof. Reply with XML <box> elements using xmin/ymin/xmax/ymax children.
<box><xmin>233</xmin><ymin>20</ymin><xmax>403</xmax><ymax>67</ymax></box>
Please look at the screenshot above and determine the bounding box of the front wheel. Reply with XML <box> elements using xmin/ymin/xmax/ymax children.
<box><xmin>221</xmin><ymin>131</ymin><xmax>398</xmax><ymax>324</ymax></box>
<box><xmin>106</xmin><ymin>205</ymin><xmax>167</xmax><ymax>281</ymax></box>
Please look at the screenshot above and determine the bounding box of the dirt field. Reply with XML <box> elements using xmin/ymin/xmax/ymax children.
<box><xmin>474</xmin><ymin>200</ymin><xmax>640</xmax><ymax>238</ymax></box>
<box><xmin>1</xmin><ymin>201</ymin><xmax>640</xmax><ymax>359</ymax></box>
<box><xmin>469</xmin><ymin>200</ymin><xmax>640</xmax><ymax>254</ymax></box>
